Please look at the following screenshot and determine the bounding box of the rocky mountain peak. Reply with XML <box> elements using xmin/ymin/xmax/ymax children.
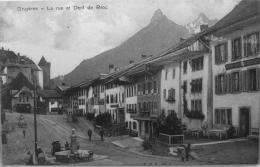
<box><xmin>150</xmin><ymin>9</ymin><xmax>167</xmax><ymax>23</ymax></box>
<box><xmin>186</xmin><ymin>12</ymin><xmax>218</xmax><ymax>34</ymax></box>
<box><xmin>197</xmin><ymin>12</ymin><xmax>210</xmax><ymax>22</ymax></box>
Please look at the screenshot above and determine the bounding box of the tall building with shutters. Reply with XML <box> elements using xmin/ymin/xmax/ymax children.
<box><xmin>210</xmin><ymin>0</ymin><xmax>260</xmax><ymax>137</ymax></box>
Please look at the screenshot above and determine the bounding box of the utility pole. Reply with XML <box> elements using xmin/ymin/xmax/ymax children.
<box><xmin>0</xmin><ymin>64</ymin><xmax>7</xmax><ymax>124</ymax></box>
<box><xmin>33</xmin><ymin>72</ymin><xmax>38</xmax><ymax>160</ymax></box>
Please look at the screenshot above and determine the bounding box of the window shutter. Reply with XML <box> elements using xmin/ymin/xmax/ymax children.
<box><xmin>244</xmin><ymin>70</ymin><xmax>249</xmax><ymax>91</ymax></box>
<box><xmin>231</xmin><ymin>41</ymin><xmax>234</xmax><ymax>60</ymax></box>
<box><xmin>229</xmin><ymin>73</ymin><xmax>233</xmax><ymax>93</ymax></box>
<box><xmin>226</xmin><ymin>74</ymin><xmax>230</xmax><ymax>93</ymax></box>
<box><xmin>257</xmin><ymin>68</ymin><xmax>260</xmax><ymax>90</ymax></box>
<box><xmin>223</xmin><ymin>74</ymin><xmax>227</xmax><ymax>93</ymax></box>
<box><xmin>239</xmin><ymin>71</ymin><xmax>243</xmax><ymax>92</ymax></box>
<box><xmin>215</xmin><ymin>76</ymin><xmax>219</xmax><ymax>94</ymax></box>
<box><xmin>241</xmin><ymin>71</ymin><xmax>246</xmax><ymax>92</ymax></box>
<box><xmin>215</xmin><ymin>46</ymin><xmax>218</xmax><ymax>64</ymax></box>
<box><xmin>225</xmin><ymin>43</ymin><xmax>228</xmax><ymax>62</ymax></box>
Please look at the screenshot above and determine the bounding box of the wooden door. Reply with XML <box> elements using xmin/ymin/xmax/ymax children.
<box><xmin>239</xmin><ymin>107</ymin><xmax>250</xmax><ymax>137</ymax></box>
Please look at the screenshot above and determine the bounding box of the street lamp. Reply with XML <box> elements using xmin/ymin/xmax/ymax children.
<box><xmin>32</xmin><ymin>71</ymin><xmax>38</xmax><ymax>160</ymax></box>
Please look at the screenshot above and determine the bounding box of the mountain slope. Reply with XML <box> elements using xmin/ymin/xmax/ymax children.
<box><xmin>52</xmin><ymin>9</ymin><xmax>189</xmax><ymax>86</ymax></box>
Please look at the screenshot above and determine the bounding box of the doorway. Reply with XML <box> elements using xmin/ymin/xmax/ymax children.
<box><xmin>239</xmin><ymin>107</ymin><xmax>250</xmax><ymax>137</ymax></box>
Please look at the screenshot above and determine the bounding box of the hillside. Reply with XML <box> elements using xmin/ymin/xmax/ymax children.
<box><xmin>52</xmin><ymin>9</ymin><xmax>189</xmax><ymax>86</ymax></box>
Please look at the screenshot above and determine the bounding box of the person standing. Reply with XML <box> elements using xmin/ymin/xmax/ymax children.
<box><xmin>22</xmin><ymin>129</ymin><xmax>26</xmax><ymax>138</ymax></box>
<box><xmin>100</xmin><ymin>127</ymin><xmax>104</xmax><ymax>141</ymax></box>
<box><xmin>87</xmin><ymin>129</ymin><xmax>92</xmax><ymax>141</ymax></box>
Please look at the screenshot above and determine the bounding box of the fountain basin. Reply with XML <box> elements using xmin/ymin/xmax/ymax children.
<box><xmin>55</xmin><ymin>150</ymin><xmax>93</xmax><ymax>163</ymax></box>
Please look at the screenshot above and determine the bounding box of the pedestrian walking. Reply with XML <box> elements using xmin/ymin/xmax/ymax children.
<box><xmin>22</xmin><ymin>129</ymin><xmax>26</xmax><ymax>138</ymax></box>
<box><xmin>185</xmin><ymin>143</ymin><xmax>191</xmax><ymax>161</ymax></box>
<box><xmin>87</xmin><ymin>129</ymin><xmax>92</xmax><ymax>141</ymax></box>
<box><xmin>100</xmin><ymin>127</ymin><xmax>104</xmax><ymax>141</ymax></box>
<box><xmin>65</xmin><ymin>141</ymin><xmax>69</xmax><ymax>150</ymax></box>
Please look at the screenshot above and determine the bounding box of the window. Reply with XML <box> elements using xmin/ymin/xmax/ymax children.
<box><xmin>215</xmin><ymin>42</ymin><xmax>228</xmax><ymax>64</ymax></box>
<box><xmin>244</xmin><ymin>32</ymin><xmax>260</xmax><ymax>57</ymax></box>
<box><xmin>115</xmin><ymin>94</ymin><xmax>118</xmax><ymax>103</ymax></box>
<box><xmin>215</xmin><ymin>74</ymin><xmax>225</xmax><ymax>94</ymax></box>
<box><xmin>153</xmin><ymin>102</ymin><xmax>158</xmax><ymax>109</ymax></box>
<box><xmin>172</xmin><ymin>69</ymin><xmax>175</xmax><ymax>79</ymax></box>
<box><xmin>232</xmin><ymin>37</ymin><xmax>242</xmax><ymax>61</ymax></box>
<box><xmin>137</xmin><ymin>84</ymin><xmax>141</xmax><ymax>95</ymax></box>
<box><xmin>142</xmin><ymin>83</ymin><xmax>146</xmax><ymax>95</ymax></box>
<box><xmin>191</xmin><ymin>78</ymin><xmax>202</xmax><ymax>93</ymax></box>
<box><xmin>148</xmin><ymin>82</ymin><xmax>152</xmax><ymax>94</ymax></box>
<box><xmin>163</xmin><ymin>89</ymin><xmax>166</xmax><ymax>99</ymax></box>
<box><xmin>183</xmin><ymin>81</ymin><xmax>187</xmax><ymax>93</ymax></box>
<box><xmin>168</xmin><ymin>88</ymin><xmax>175</xmax><ymax>100</ymax></box>
<box><xmin>191</xmin><ymin>99</ymin><xmax>202</xmax><ymax>113</ymax></box>
<box><xmin>153</xmin><ymin>81</ymin><xmax>157</xmax><ymax>93</ymax></box>
<box><xmin>215</xmin><ymin>108</ymin><xmax>232</xmax><ymax>125</ymax></box>
<box><xmin>165</xmin><ymin>69</ymin><xmax>168</xmax><ymax>80</ymax></box>
<box><xmin>110</xmin><ymin>95</ymin><xmax>113</xmax><ymax>103</ymax></box>
<box><xmin>191</xmin><ymin>57</ymin><xmax>204</xmax><ymax>71</ymax></box>
<box><xmin>125</xmin><ymin>122</ymin><xmax>128</xmax><ymax>128</ymax></box>
<box><xmin>232</xmin><ymin>72</ymin><xmax>239</xmax><ymax>92</ymax></box>
<box><xmin>138</xmin><ymin>102</ymin><xmax>141</xmax><ymax>110</ymax></box>
<box><xmin>133</xmin><ymin>122</ymin><xmax>137</xmax><ymax>130</ymax></box>
<box><xmin>183</xmin><ymin>61</ymin><xmax>187</xmax><ymax>74</ymax></box>
<box><xmin>248</xmin><ymin>69</ymin><xmax>257</xmax><ymax>91</ymax></box>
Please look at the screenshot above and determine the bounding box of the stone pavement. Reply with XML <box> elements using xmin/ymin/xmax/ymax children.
<box><xmin>112</xmin><ymin>136</ymin><xmax>142</xmax><ymax>148</ymax></box>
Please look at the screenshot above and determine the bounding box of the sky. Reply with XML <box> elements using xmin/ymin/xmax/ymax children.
<box><xmin>0</xmin><ymin>0</ymin><xmax>241</xmax><ymax>78</ymax></box>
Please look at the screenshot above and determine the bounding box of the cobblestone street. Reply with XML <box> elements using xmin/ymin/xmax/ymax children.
<box><xmin>2</xmin><ymin>113</ymin><xmax>259</xmax><ymax>165</ymax></box>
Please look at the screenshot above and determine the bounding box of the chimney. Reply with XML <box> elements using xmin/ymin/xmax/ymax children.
<box><xmin>115</xmin><ymin>67</ymin><xmax>119</xmax><ymax>71</ymax></box>
<box><xmin>141</xmin><ymin>55</ymin><xmax>147</xmax><ymax>59</ymax></box>
<box><xmin>17</xmin><ymin>52</ymin><xmax>20</xmax><ymax>56</ymax></box>
<box><xmin>109</xmin><ymin>64</ymin><xmax>114</xmax><ymax>73</ymax></box>
<box><xmin>200</xmin><ymin>24</ymin><xmax>208</xmax><ymax>32</ymax></box>
<box><xmin>1</xmin><ymin>47</ymin><xmax>3</xmax><ymax>50</ymax></box>
<box><xmin>180</xmin><ymin>38</ymin><xmax>185</xmax><ymax>42</ymax></box>
<box><xmin>129</xmin><ymin>60</ymin><xmax>134</xmax><ymax>64</ymax></box>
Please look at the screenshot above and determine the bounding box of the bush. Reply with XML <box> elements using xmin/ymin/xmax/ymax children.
<box><xmin>142</xmin><ymin>138</ymin><xmax>152</xmax><ymax>150</ymax></box>
<box><xmin>158</xmin><ymin>112</ymin><xmax>183</xmax><ymax>135</ymax></box>
<box><xmin>95</xmin><ymin>112</ymin><xmax>112</xmax><ymax>127</ymax></box>
<box><xmin>72</xmin><ymin>114</ymin><xmax>78</xmax><ymax>122</ymax></box>
<box><xmin>86</xmin><ymin>113</ymin><xmax>95</xmax><ymax>121</ymax></box>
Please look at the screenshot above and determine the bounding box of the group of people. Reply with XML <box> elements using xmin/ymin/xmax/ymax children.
<box><xmin>87</xmin><ymin>127</ymin><xmax>104</xmax><ymax>141</ymax></box>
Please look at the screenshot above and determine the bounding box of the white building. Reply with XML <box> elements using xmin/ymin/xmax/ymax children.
<box><xmin>210</xmin><ymin>1</ymin><xmax>260</xmax><ymax>137</ymax></box>
<box><xmin>125</xmin><ymin>83</ymin><xmax>139</xmax><ymax>136</ymax></box>
<box><xmin>160</xmin><ymin>61</ymin><xmax>180</xmax><ymax>117</ymax></box>
<box><xmin>105</xmin><ymin>82</ymin><xmax>125</xmax><ymax>124</ymax></box>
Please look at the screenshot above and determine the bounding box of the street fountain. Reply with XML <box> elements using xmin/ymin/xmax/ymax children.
<box><xmin>54</xmin><ymin>129</ymin><xmax>94</xmax><ymax>163</ymax></box>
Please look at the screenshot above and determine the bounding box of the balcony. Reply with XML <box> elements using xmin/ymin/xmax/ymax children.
<box><xmin>131</xmin><ymin>109</ymin><xmax>150</xmax><ymax>120</ymax></box>
<box><xmin>166</xmin><ymin>97</ymin><xmax>176</xmax><ymax>103</ymax></box>
<box><xmin>127</xmin><ymin>109</ymin><xmax>137</xmax><ymax>114</ymax></box>
<box><xmin>98</xmin><ymin>99</ymin><xmax>105</xmax><ymax>105</ymax></box>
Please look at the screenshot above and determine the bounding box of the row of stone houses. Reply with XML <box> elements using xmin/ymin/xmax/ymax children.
<box><xmin>0</xmin><ymin>48</ymin><xmax>53</xmax><ymax>114</ymax></box>
<box><xmin>61</xmin><ymin>0</ymin><xmax>260</xmax><ymax>138</ymax></box>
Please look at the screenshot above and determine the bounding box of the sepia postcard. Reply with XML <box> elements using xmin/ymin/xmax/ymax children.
<box><xmin>0</xmin><ymin>0</ymin><xmax>259</xmax><ymax>166</ymax></box>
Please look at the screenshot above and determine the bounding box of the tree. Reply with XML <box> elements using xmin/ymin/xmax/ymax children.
<box><xmin>95</xmin><ymin>112</ymin><xmax>112</xmax><ymax>127</ymax></box>
<box><xmin>158</xmin><ymin>112</ymin><xmax>182</xmax><ymax>135</ymax></box>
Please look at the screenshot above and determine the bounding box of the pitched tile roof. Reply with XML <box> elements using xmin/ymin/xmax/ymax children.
<box><xmin>37</xmin><ymin>89</ymin><xmax>61</xmax><ymax>98</ymax></box>
<box><xmin>38</xmin><ymin>56</ymin><xmax>49</xmax><ymax>66</ymax></box>
<box><xmin>8</xmin><ymin>72</ymin><xmax>34</xmax><ymax>90</ymax></box>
